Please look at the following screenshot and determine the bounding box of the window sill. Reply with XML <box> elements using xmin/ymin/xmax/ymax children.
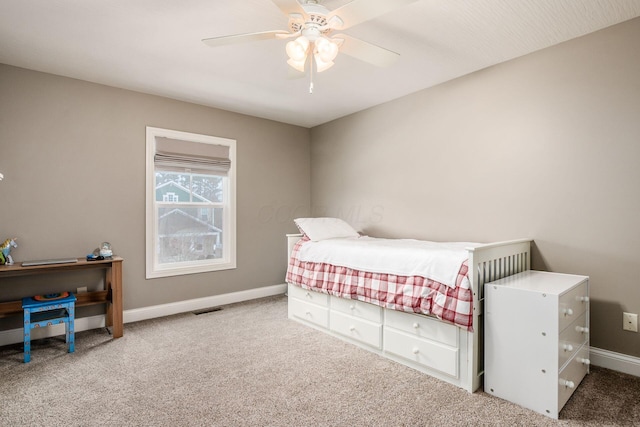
<box><xmin>146</xmin><ymin>261</ymin><xmax>236</xmax><ymax>279</ymax></box>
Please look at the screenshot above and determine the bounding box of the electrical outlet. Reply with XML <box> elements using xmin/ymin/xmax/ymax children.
<box><xmin>623</xmin><ymin>312</ymin><xmax>638</xmax><ymax>332</ymax></box>
<box><xmin>77</xmin><ymin>286</ymin><xmax>88</xmax><ymax>294</ymax></box>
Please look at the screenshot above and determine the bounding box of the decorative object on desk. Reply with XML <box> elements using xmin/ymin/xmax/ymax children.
<box><xmin>99</xmin><ymin>242</ymin><xmax>113</xmax><ymax>258</ymax></box>
<box><xmin>34</xmin><ymin>292</ymin><xmax>71</xmax><ymax>301</ymax></box>
<box><xmin>0</xmin><ymin>237</ymin><xmax>18</xmax><ymax>265</ymax></box>
<box><xmin>86</xmin><ymin>254</ymin><xmax>105</xmax><ymax>261</ymax></box>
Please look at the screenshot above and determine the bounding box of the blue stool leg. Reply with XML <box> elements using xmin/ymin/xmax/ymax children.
<box><xmin>23</xmin><ymin>308</ymin><xmax>31</xmax><ymax>363</ymax></box>
<box><xmin>68</xmin><ymin>304</ymin><xmax>75</xmax><ymax>353</ymax></box>
<box><xmin>65</xmin><ymin>317</ymin><xmax>70</xmax><ymax>349</ymax></box>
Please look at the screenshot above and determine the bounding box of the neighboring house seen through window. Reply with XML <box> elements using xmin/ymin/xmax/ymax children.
<box><xmin>146</xmin><ymin>127</ymin><xmax>236</xmax><ymax>278</ymax></box>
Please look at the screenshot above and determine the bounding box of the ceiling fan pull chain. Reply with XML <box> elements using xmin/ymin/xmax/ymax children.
<box><xmin>309</xmin><ymin>59</ymin><xmax>314</xmax><ymax>94</ymax></box>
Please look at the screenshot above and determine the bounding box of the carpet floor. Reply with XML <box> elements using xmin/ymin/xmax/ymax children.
<box><xmin>1</xmin><ymin>295</ymin><xmax>639</xmax><ymax>426</ymax></box>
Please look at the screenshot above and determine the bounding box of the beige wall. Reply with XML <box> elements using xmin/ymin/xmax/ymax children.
<box><xmin>310</xmin><ymin>18</ymin><xmax>640</xmax><ymax>357</ymax></box>
<box><xmin>0</xmin><ymin>65</ymin><xmax>310</xmax><ymax>325</ymax></box>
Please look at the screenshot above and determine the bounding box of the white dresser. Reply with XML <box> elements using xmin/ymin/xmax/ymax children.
<box><xmin>484</xmin><ymin>270</ymin><xmax>590</xmax><ymax>419</ymax></box>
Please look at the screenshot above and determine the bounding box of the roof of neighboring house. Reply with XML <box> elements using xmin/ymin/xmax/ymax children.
<box><xmin>158</xmin><ymin>208</ymin><xmax>222</xmax><ymax>236</ymax></box>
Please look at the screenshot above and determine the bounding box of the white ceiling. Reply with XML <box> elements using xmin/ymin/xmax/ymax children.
<box><xmin>1</xmin><ymin>0</ymin><xmax>640</xmax><ymax>128</ymax></box>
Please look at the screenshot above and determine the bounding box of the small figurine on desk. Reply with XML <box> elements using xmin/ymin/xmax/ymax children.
<box><xmin>87</xmin><ymin>242</ymin><xmax>113</xmax><ymax>261</ymax></box>
<box><xmin>0</xmin><ymin>237</ymin><xmax>18</xmax><ymax>265</ymax></box>
<box><xmin>99</xmin><ymin>242</ymin><xmax>113</xmax><ymax>258</ymax></box>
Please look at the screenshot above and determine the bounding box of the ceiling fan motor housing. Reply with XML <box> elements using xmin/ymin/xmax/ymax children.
<box><xmin>288</xmin><ymin>2</ymin><xmax>334</xmax><ymax>39</ymax></box>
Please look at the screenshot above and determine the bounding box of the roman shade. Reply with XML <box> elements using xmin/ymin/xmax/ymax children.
<box><xmin>154</xmin><ymin>136</ymin><xmax>231</xmax><ymax>176</ymax></box>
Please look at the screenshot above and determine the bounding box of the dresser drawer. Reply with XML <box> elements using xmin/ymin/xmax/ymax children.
<box><xmin>559</xmin><ymin>281</ymin><xmax>589</xmax><ymax>331</ymax></box>
<box><xmin>289</xmin><ymin>298</ymin><xmax>329</xmax><ymax>329</ymax></box>
<box><xmin>330</xmin><ymin>310</ymin><xmax>382</xmax><ymax>349</ymax></box>
<box><xmin>558</xmin><ymin>312</ymin><xmax>588</xmax><ymax>368</ymax></box>
<box><xmin>288</xmin><ymin>285</ymin><xmax>329</xmax><ymax>307</ymax></box>
<box><xmin>558</xmin><ymin>345</ymin><xmax>589</xmax><ymax>413</ymax></box>
<box><xmin>384</xmin><ymin>328</ymin><xmax>459</xmax><ymax>377</ymax></box>
<box><xmin>385</xmin><ymin>309</ymin><xmax>457</xmax><ymax>347</ymax></box>
<box><xmin>331</xmin><ymin>296</ymin><xmax>383</xmax><ymax>323</ymax></box>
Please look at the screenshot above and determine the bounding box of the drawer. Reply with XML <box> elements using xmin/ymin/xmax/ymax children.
<box><xmin>385</xmin><ymin>309</ymin><xmax>458</xmax><ymax>348</ymax></box>
<box><xmin>384</xmin><ymin>328</ymin><xmax>459</xmax><ymax>377</ymax></box>
<box><xmin>288</xmin><ymin>285</ymin><xmax>329</xmax><ymax>307</ymax></box>
<box><xmin>331</xmin><ymin>296</ymin><xmax>383</xmax><ymax>323</ymax></box>
<box><xmin>289</xmin><ymin>298</ymin><xmax>329</xmax><ymax>329</ymax></box>
<box><xmin>330</xmin><ymin>310</ymin><xmax>382</xmax><ymax>349</ymax></box>
<box><xmin>558</xmin><ymin>344</ymin><xmax>589</xmax><ymax>413</ymax></box>
<box><xmin>558</xmin><ymin>312</ymin><xmax>588</xmax><ymax>369</ymax></box>
<box><xmin>558</xmin><ymin>280</ymin><xmax>588</xmax><ymax>331</ymax></box>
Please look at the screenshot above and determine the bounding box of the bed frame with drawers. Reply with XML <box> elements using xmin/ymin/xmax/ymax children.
<box><xmin>286</xmin><ymin>233</ymin><xmax>532</xmax><ymax>392</ymax></box>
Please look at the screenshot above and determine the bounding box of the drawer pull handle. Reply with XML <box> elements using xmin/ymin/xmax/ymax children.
<box><xmin>577</xmin><ymin>296</ymin><xmax>589</xmax><ymax>303</ymax></box>
<box><xmin>559</xmin><ymin>379</ymin><xmax>575</xmax><ymax>389</ymax></box>
<box><xmin>412</xmin><ymin>348</ymin><xmax>420</xmax><ymax>355</ymax></box>
<box><xmin>563</xmin><ymin>308</ymin><xmax>574</xmax><ymax>316</ymax></box>
<box><xmin>563</xmin><ymin>344</ymin><xmax>574</xmax><ymax>352</ymax></box>
<box><xmin>349</xmin><ymin>305</ymin><xmax>355</xmax><ymax>310</ymax></box>
<box><xmin>413</xmin><ymin>322</ymin><xmax>420</xmax><ymax>329</ymax></box>
<box><xmin>349</xmin><ymin>325</ymin><xmax>356</xmax><ymax>332</ymax></box>
<box><xmin>578</xmin><ymin>357</ymin><xmax>591</xmax><ymax>365</ymax></box>
<box><xmin>575</xmin><ymin>326</ymin><xmax>589</xmax><ymax>334</ymax></box>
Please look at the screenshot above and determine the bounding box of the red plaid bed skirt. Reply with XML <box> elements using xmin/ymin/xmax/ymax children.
<box><xmin>286</xmin><ymin>238</ymin><xmax>474</xmax><ymax>331</ymax></box>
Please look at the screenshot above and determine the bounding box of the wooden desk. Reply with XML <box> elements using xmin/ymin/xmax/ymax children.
<box><xmin>0</xmin><ymin>256</ymin><xmax>123</xmax><ymax>338</ymax></box>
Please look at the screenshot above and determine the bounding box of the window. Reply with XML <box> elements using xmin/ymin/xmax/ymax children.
<box><xmin>146</xmin><ymin>127</ymin><xmax>236</xmax><ymax>278</ymax></box>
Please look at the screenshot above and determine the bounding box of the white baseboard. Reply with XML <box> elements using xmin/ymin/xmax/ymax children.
<box><xmin>123</xmin><ymin>283</ymin><xmax>286</xmax><ymax>323</ymax></box>
<box><xmin>0</xmin><ymin>284</ymin><xmax>286</xmax><ymax>347</ymax></box>
<box><xmin>589</xmin><ymin>347</ymin><xmax>640</xmax><ymax>377</ymax></box>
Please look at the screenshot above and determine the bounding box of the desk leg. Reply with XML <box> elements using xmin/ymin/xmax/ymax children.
<box><xmin>106</xmin><ymin>261</ymin><xmax>124</xmax><ymax>338</ymax></box>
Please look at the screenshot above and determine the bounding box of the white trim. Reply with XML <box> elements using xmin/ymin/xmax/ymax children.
<box><xmin>0</xmin><ymin>284</ymin><xmax>286</xmax><ymax>347</ymax></box>
<box><xmin>145</xmin><ymin>126</ymin><xmax>237</xmax><ymax>279</ymax></box>
<box><xmin>589</xmin><ymin>347</ymin><xmax>640</xmax><ymax>377</ymax></box>
<box><xmin>124</xmin><ymin>283</ymin><xmax>285</xmax><ymax>323</ymax></box>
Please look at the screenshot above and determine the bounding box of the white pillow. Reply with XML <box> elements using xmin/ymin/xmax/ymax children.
<box><xmin>294</xmin><ymin>217</ymin><xmax>360</xmax><ymax>241</ymax></box>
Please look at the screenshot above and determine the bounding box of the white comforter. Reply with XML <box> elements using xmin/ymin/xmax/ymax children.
<box><xmin>296</xmin><ymin>236</ymin><xmax>481</xmax><ymax>289</ymax></box>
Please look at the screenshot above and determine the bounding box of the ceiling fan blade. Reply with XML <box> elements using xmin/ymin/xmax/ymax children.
<box><xmin>337</xmin><ymin>34</ymin><xmax>399</xmax><ymax>68</ymax></box>
<box><xmin>328</xmin><ymin>0</ymin><xmax>419</xmax><ymax>30</ymax></box>
<box><xmin>202</xmin><ymin>30</ymin><xmax>289</xmax><ymax>47</ymax></box>
<box><xmin>275</xmin><ymin>30</ymin><xmax>301</xmax><ymax>40</ymax></box>
<box><xmin>270</xmin><ymin>0</ymin><xmax>305</xmax><ymax>16</ymax></box>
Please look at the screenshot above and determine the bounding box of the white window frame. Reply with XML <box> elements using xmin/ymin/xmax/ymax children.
<box><xmin>145</xmin><ymin>126</ymin><xmax>236</xmax><ymax>279</ymax></box>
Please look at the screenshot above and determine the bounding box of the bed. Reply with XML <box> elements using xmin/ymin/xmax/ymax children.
<box><xmin>286</xmin><ymin>218</ymin><xmax>531</xmax><ymax>392</ymax></box>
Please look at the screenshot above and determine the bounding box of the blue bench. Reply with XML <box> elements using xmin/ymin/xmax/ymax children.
<box><xmin>22</xmin><ymin>293</ymin><xmax>76</xmax><ymax>363</ymax></box>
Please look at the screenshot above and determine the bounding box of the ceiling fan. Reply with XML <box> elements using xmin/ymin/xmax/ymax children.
<box><xmin>202</xmin><ymin>0</ymin><xmax>418</xmax><ymax>90</ymax></box>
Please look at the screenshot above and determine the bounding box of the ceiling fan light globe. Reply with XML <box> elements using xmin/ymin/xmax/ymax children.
<box><xmin>315</xmin><ymin>37</ymin><xmax>339</xmax><ymax>62</ymax></box>
<box><xmin>286</xmin><ymin>36</ymin><xmax>310</xmax><ymax>61</ymax></box>
<box><xmin>313</xmin><ymin>54</ymin><xmax>335</xmax><ymax>73</ymax></box>
<box><xmin>287</xmin><ymin>58</ymin><xmax>307</xmax><ymax>73</ymax></box>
